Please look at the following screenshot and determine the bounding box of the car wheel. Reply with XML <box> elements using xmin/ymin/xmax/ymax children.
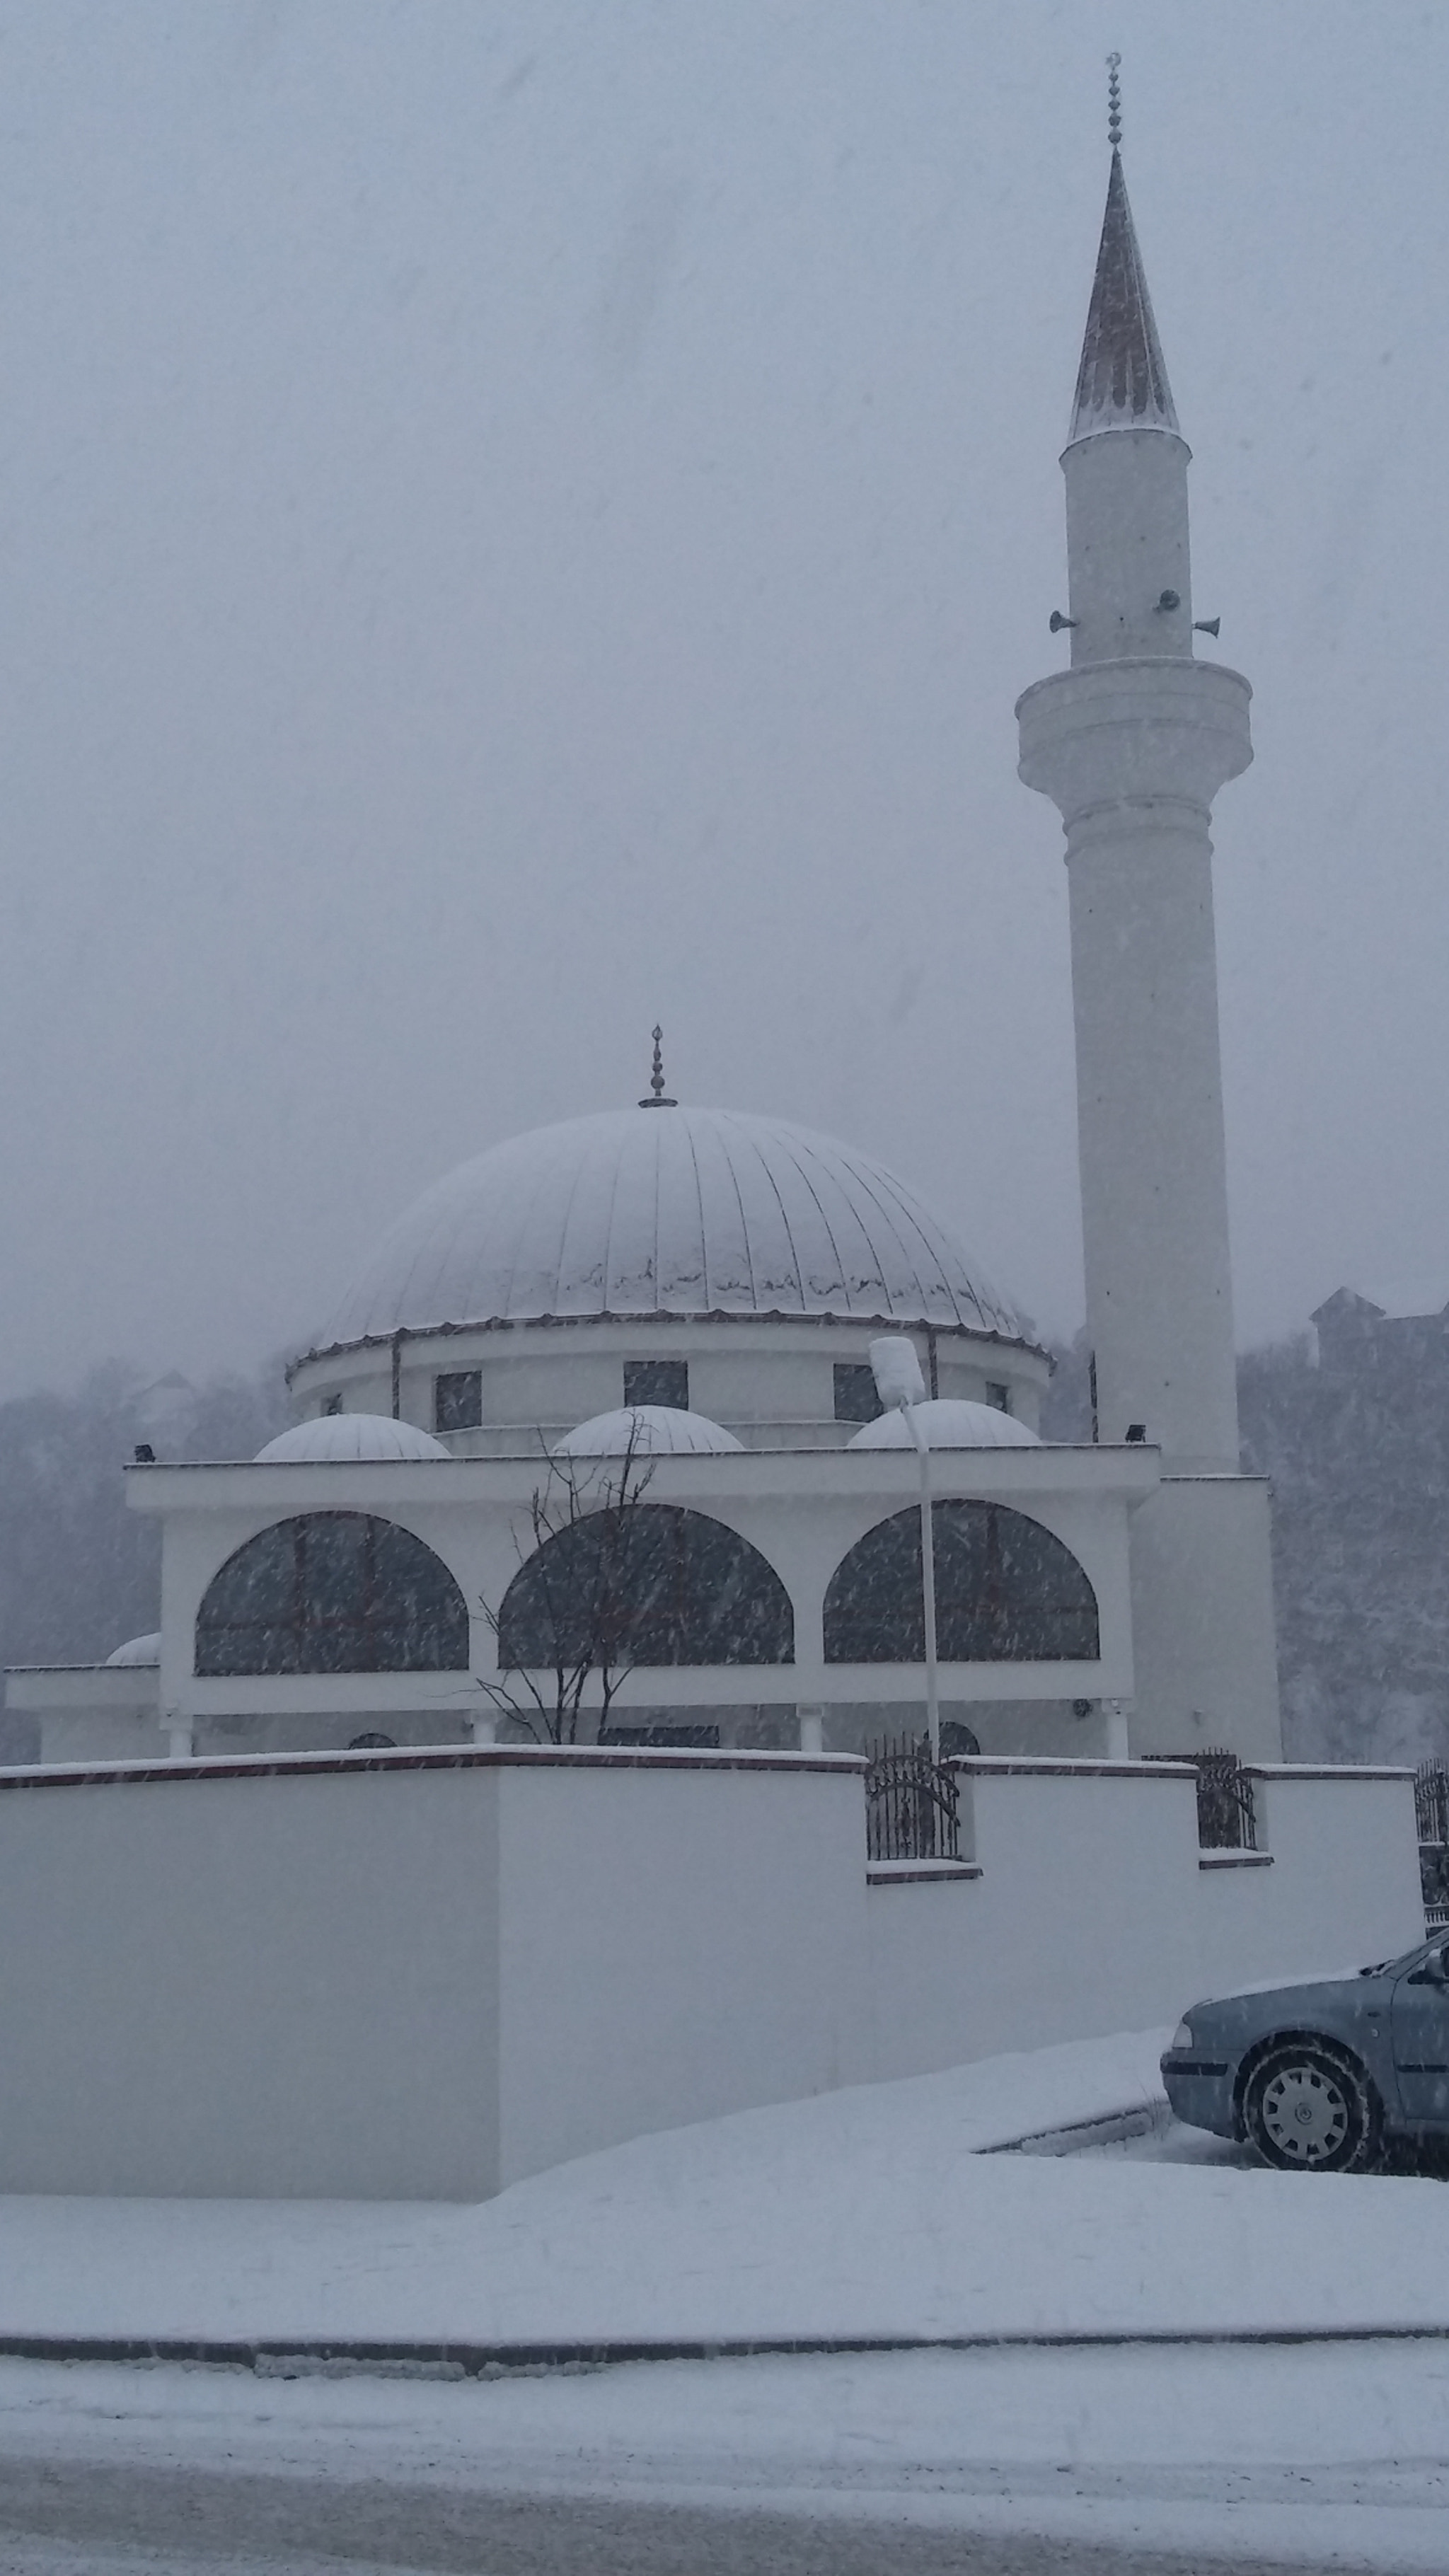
<box><xmin>1243</xmin><ymin>2041</ymin><xmax>1380</xmax><ymax>2173</ymax></box>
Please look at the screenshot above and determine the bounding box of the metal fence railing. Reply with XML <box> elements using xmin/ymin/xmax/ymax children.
<box><xmin>1144</xmin><ymin>1749</ymin><xmax>1258</xmax><ymax>1851</ymax></box>
<box><xmin>864</xmin><ymin>1735</ymin><xmax>962</xmax><ymax>1864</ymax></box>
<box><xmin>1416</xmin><ymin>1762</ymin><xmax>1449</xmax><ymax>1931</ymax></box>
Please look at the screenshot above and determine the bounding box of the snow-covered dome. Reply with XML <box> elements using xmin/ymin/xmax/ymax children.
<box><xmin>848</xmin><ymin>1399</ymin><xmax>1042</xmax><ymax>1451</ymax></box>
<box><xmin>554</xmin><ymin>1404</ymin><xmax>744</xmax><ymax>1458</ymax></box>
<box><xmin>255</xmin><ymin>1414</ymin><xmax>450</xmax><ymax>1464</ymax></box>
<box><xmin>104</xmin><ymin>1631</ymin><xmax>161</xmax><ymax>1667</ymax></box>
<box><xmin>313</xmin><ymin>1106</ymin><xmax>1026</xmax><ymax>1352</ymax></box>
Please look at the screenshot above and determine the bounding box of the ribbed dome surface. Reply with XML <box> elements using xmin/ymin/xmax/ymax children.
<box><xmin>255</xmin><ymin>1414</ymin><xmax>450</xmax><ymax>1463</ymax></box>
<box><xmin>105</xmin><ymin>1631</ymin><xmax>161</xmax><ymax>1666</ymax></box>
<box><xmin>315</xmin><ymin>1107</ymin><xmax>1024</xmax><ymax>1351</ymax></box>
<box><xmin>554</xmin><ymin>1406</ymin><xmax>744</xmax><ymax>1458</ymax></box>
<box><xmin>848</xmin><ymin>1399</ymin><xmax>1041</xmax><ymax>1451</ymax></box>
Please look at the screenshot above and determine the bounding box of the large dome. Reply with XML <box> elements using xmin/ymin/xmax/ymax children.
<box><xmin>313</xmin><ymin>1105</ymin><xmax>1026</xmax><ymax>1352</ymax></box>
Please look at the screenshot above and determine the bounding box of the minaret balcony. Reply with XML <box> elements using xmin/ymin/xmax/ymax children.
<box><xmin>1017</xmin><ymin>655</ymin><xmax>1252</xmax><ymax>828</ymax></box>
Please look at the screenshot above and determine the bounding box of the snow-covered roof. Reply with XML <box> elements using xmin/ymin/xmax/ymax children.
<box><xmin>255</xmin><ymin>1414</ymin><xmax>450</xmax><ymax>1464</ymax></box>
<box><xmin>848</xmin><ymin>1399</ymin><xmax>1042</xmax><ymax>1452</ymax></box>
<box><xmin>1068</xmin><ymin>149</ymin><xmax>1179</xmax><ymax>446</ymax></box>
<box><xmin>553</xmin><ymin>1405</ymin><xmax>744</xmax><ymax>1458</ymax></box>
<box><xmin>104</xmin><ymin>1631</ymin><xmax>162</xmax><ymax>1667</ymax></box>
<box><xmin>313</xmin><ymin>1106</ymin><xmax>1027</xmax><ymax>1353</ymax></box>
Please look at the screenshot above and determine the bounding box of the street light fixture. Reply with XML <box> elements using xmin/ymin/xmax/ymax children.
<box><xmin>868</xmin><ymin>1336</ymin><xmax>940</xmax><ymax>1766</ymax></box>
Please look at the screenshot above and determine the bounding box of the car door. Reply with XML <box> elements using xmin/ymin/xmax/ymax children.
<box><xmin>1390</xmin><ymin>1943</ymin><xmax>1449</xmax><ymax>2125</ymax></box>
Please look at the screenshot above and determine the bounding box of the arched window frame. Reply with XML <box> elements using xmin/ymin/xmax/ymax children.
<box><xmin>195</xmin><ymin>1512</ymin><xmax>470</xmax><ymax>1677</ymax></box>
<box><xmin>495</xmin><ymin>1501</ymin><xmax>795</xmax><ymax>1674</ymax></box>
<box><xmin>824</xmin><ymin>1498</ymin><xmax>1099</xmax><ymax>1665</ymax></box>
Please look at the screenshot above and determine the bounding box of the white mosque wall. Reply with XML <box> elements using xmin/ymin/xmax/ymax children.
<box><xmin>492</xmin><ymin>1756</ymin><xmax>865</xmax><ymax>2187</ymax></box>
<box><xmin>865</xmin><ymin>1761</ymin><xmax>1423</xmax><ymax>2084</ymax></box>
<box><xmin>1126</xmin><ymin>1477</ymin><xmax>1281</xmax><ymax>1761</ymax></box>
<box><xmin>0</xmin><ymin>1760</ymin><xmax>506</xmax><ymax>2198</ymax></box>
<box><xmin>0</xmin><ymin>1747</ymin><xmax>1422</xmax><ymax>2200</ymax></box>
<box><xmin>4</xmin><ymin>1663</ymin><xmax>163</xmax><ymax>1764</ymax></box>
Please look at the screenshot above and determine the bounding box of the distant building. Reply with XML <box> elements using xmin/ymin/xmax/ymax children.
<box><xmin>1312</xmin><ymin>1287</ymin><xmax>1449</xmax><ymax>1375</ymax></box>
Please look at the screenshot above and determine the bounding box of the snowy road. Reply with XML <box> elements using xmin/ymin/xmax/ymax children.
<box><xmin>2</xmin><ymin>2346</ymin><xmax>1449</xmax><ymax>2571</ymax></box>
<box><xmin>0</xmin><ymin>2454</ymin><xmax>1416</xmax><ymax>2576</ymax></box>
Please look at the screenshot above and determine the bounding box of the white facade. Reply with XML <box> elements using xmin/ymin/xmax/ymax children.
<box><xmin>9</xmin><ymin>1435</ymin><xmax>1160</xmax><ymax>1762</ymax></box>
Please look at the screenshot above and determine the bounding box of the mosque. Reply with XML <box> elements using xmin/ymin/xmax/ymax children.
<box><xmin>9</xmin><ymin>116</ymin><xmax>1282</xmax><ymax>1775</ymax></box>
<box><xmin>1</xmin><ymin>105</ymin><xmax>1425</xmax><ymax>2207</ymax></box>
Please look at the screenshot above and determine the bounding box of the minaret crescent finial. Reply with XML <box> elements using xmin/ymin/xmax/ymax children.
<box><xmin>1107</xmin><ymin>51</ymin><xmax>1122</xmax><ymax>153</ymax></box>
<box><xmin>638</xmin><ymin>1023</ymin><xmax>677</xmax><ymax>1108</ymax></box>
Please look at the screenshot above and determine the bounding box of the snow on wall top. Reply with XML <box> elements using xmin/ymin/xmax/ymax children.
<box><xmin>314</xmin><ymin>1106</ymin><xmax>1027</xmax><ymax>1352</ymax></box>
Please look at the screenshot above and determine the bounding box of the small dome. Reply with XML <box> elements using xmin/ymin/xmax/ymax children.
<box><xmin>554</xmin><ymin>1405</ymin><xmax>744</xmax><ymax>1458</ymax></box>
<box><xmin>848</xmin><ymin>1399</ymin><xmax>1042</xmax><ymax>1451</ymax></box>
<box><xmin>255</xmin><ymin>1414</ymin><xmax>450</xmax><ymax>1464</ymax></box>
<box><xmin>104</xmin><ymin>1631</ymin><xmax>161</xmax><ymax>1667</ymax></box>
<box><xmin>312</xmin><ymin>1105</ymin><xmax>1027</xmax><ymax>1351</ymax></box>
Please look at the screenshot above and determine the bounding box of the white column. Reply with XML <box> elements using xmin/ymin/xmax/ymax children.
<box><xmin>1017</xmin><ymin>656</ymin><xmax>1252</xmax><ymax>1470</ymax></box>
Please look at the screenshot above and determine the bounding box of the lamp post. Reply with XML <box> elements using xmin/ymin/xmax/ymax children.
<box><xmin>869</xmin><ymin>1336</ymin><xmax>940</xmax><ymax>1767</ymax></box>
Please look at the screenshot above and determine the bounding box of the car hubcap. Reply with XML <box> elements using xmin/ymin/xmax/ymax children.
<box><xmin>1261</xmin><ymin>2063</ymin><xmax>1350</xmax><ymax>2161</ymax></box>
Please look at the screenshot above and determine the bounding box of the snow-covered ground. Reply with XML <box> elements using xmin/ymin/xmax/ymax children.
<box><xmin>5</xmin><ymin>2031</ymin><xmax>1449</xmax><ymax>2566</ymax></box>
<box><xmin>3</xmin><ymin>2026</ymin><xmax>1449</xmax><ymax>2349</ymax></box>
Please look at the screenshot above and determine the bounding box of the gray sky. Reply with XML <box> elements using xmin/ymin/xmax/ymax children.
<box><xmin>1</xmin><ymin>0</ymin><xmax>1445</xmax><ymax>1397</ymax></box>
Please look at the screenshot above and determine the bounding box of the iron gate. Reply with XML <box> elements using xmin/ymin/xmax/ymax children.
<box><xmin>865</xmin><ymin>1735</ymin><xmax>962</xmax><ymax>1864</ymax></box>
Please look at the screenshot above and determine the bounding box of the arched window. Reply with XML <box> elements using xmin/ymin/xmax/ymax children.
<box><xmin>497</xmin><ymin>1504</ymin><xmax>793</xmax><ymax>1668</ymax></box>
<box><xmin>824</xmin><ymin>1501</ymin><xmax>1099</xmax><ymax>1663</ymax></box>
<box><xmin>196</xmin><ymin>1513</ymin><xmax>468</xmax><ymax>1676</ymax></box>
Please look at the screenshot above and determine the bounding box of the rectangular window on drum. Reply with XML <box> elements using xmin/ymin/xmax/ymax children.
<box><xmin>434</xmin><ymin>1370</ymin><xmax>483</xmax><ymax>1433</ymax></box>
<box><xmin>833</xmin><ymin>1362</ymin><xmax>882</xmax><ymax>1424</ymax></box>
<box><xmin>624</xmin><ymin>1359</ymin><xmax>689</xmax><ymax>1411</ymax></box>
<box><xmin>985</xmin><ymin>1382</ymin><xmax>1011</xmax><ymax>1414</ymax></box>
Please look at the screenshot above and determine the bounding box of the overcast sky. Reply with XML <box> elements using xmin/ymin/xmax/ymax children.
<box><xmin>1</xmin><ymin>0</ymin><xmax>1445</xmax><ymax>1398</ymax></box>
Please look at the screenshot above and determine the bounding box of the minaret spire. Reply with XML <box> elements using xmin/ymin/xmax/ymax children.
<box><xmin>1068</xmin><ymin>60</ymin><xmax>1178</xmax><ymax>446</ymax></box>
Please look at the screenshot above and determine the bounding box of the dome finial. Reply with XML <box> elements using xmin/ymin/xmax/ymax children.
<box><xmin>1107</xmin><ymin>50</ymin><xmax>1122</xmax><ymax>152</ymax></box>
<box><xmin>639</xmin><ymin>1023</ymin><xmax>677</xmax><ymax>1108</ymax></box>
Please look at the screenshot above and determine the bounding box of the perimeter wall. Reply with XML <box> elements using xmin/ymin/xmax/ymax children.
<box><xmin>0</xmin><ymin>1746</ymin><xmax>1425</xmax><ymax>2197</ymax></box>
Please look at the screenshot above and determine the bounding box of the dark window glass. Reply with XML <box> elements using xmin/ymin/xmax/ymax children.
<box><xmin>196</xmin><ymin>1513</ymin><xmax>469</xmax><ymax>1676</ymax></box>
<box><xmin>498</xmin><ymin>1504</ymin><xmax>792</xmax><ymax>1668</ymax></box>
<box><xmin>623</xmin><ymin>1358</ymin><xmax>689</xmax><ymax>1411</ymax></box>
<box><xmin>824</xmin><ymin>1501</ymin><xmax>1099</xmax><ymax>1663</ymax></box>
<box><xmin>984</xmin><ymin>1382</ymin><xmax>1010</xmax><ymax>1414</ymax></box>
<box><xmin>434</xmin><ymin>1370</ymin><xmax>483</xmax><ymax>1432</ymax></box>
<box><xmin>322</xmin><ymin>1394</ymin><xmax>343</xmax><ymax>1416</ymax></box>
<box><xmin>834</xmin><ymin>1362</ymin><xmax>882</xmax><ymax>1423</ymax></box>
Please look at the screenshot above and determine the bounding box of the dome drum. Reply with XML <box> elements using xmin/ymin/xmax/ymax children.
<box><xmin>291</xmin><ymin>1312</ymin><xmax>1049</xmax><ymax>1456</ymax></box>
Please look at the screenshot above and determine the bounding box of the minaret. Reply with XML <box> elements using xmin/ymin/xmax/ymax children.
<box><xmin>1017</xmin><ymin>83</ymin><xmax>1249</xmax><ymax>1471</ymax></box>
<box><xmin>1017</xmin><ymin>70</ymin><xmax>1280</xmax><ymax>1755</ymax></box>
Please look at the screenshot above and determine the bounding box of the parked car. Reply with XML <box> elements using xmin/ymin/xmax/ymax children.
<box><xmin>1161</xmin><ymin>1931</ymin><xmax>1449</xmax><ymax>2172</ymax></box>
